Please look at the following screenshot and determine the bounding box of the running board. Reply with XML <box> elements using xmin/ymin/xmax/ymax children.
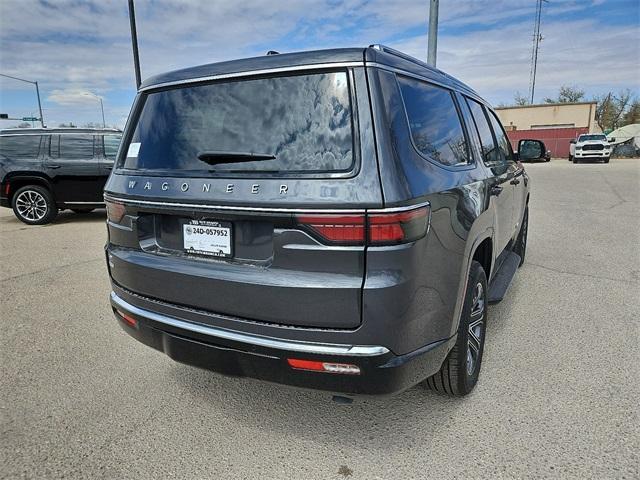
<box><xmin>488</xmin><ymin>252</ymin><xmax>521</xmax><ymax>304</ymax></box>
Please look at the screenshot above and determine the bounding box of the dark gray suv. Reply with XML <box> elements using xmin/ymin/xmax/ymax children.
<box><xmin>105</xmin><ymin>45</ymin><xmax>543</xmax><ymax>397</ymax></box>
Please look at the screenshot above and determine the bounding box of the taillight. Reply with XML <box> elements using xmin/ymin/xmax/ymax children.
<box><xmin>105</xmin><ymin>199</ymin><xmax>125</xmax><ymax>223</ymax></box>
<box><xmin>295</xmin><ymin>214</ymin><xmax>365</xmax><ymax>245</ymax></box>
<box><xmin>368</xmin><ymin>207</ymin><xmax>430</xmax><ymax>245</ymax></box>
<box><xmin>296</xmin><ymin>205</ymin><xmax>429</xmax><ymax>246</ymax></box>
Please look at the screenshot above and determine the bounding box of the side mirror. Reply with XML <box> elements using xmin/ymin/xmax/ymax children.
<box><xmin>608</xmin><ymin>137</ymin><xmax>615</xmax><ymax>142</ymax></box>
<box><xmin>569</xmin><ymin>139</ymin><xmax>576</xmax><ymax>144</ymax></box>
<box><xmin>518</xmin><ymin>139</ymin><xmax>546</xmax><ymax>161</ymax></box>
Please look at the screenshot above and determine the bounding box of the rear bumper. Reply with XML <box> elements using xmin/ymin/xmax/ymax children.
<box><xmin>110</xmin><ymin>291</ymin><xmax>453</xmax><ymax>396</ymax></box>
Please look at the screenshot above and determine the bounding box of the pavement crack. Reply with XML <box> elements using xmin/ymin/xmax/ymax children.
<box><xmin>0</xmin><ymin>257</ymin><xmax>103</xmax><ymax>283</ymax></box>
<box><xmin>527</xmin><ymin>261</ymin><xmax>637</xmax><ymax>285</ymax></box>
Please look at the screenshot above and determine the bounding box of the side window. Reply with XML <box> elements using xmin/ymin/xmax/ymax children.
<box><xmin>49</xmin><ymin>135</ymin><xmax>60</xmax><ymax>158</ymax></box>
<box><xmin>397</xmin><ymin>76</ymin><xmax>470</xmax><ymax>166</ymax></box>
<box><xmin>465</xmin><ymin>98</ymin><xmax>501</xmax><ymax>165</ymax></box>
<box><xmin>59</xmin><ymin>135</ymin><xmax>94</xmax><ymax>159</ymax></box>
<box><xmin>103</xmin><ymin>134</ymin><xmax>122</xmax><ymax>160</ymax></box>
<box><xmin>0</xmin><ymin>135</ymin><xmax>42</xmax><ymax>159</ymax></box>
<box><xmin>487</xmin><ymin>110</ymin><xmax>514</xmax><ymax>163</ymax></box>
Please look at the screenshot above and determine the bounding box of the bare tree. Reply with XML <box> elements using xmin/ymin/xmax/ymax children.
<box><xmin>544</xmin><ymin>85</ymin><xmax>585</xmax><ymax>103</ymax></box>
<box><xmin>514</xmin><ymin>91</ymin><xmax>529</xmax><ymax>106</ymax></box>
<box><xmin>594</xmin><ymin>89</ymin><xmax>636</xmax><ymax>131</ymax></box>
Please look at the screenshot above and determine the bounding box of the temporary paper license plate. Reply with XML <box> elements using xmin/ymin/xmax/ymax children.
<box><xmin>183</xmin><ymin>220</ymin><xmax>232</xmax><ymax>257</ymax></box>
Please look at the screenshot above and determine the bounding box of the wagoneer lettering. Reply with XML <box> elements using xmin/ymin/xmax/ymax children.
<box><xmin>105</xmin><ymin>45</ymin><xmax>542</xmax><ymax>397</ymax></box>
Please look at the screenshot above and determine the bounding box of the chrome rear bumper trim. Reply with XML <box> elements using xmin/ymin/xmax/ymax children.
<box><xmin>110</xmin><ymin>292</ymin><xmax>389</xmax><ymax>357</ymax></box>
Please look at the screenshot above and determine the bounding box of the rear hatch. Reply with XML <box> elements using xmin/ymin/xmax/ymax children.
<box><xmin>105</xmin><ymin>68</ymin><xmax>382</xmax><ymax>329</ymax></box>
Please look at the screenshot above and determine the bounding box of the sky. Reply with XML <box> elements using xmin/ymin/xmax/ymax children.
<box><xmin>0</xmin><ymin>0</ymin><xmax>638</xmax><ymax>129</ymax></box>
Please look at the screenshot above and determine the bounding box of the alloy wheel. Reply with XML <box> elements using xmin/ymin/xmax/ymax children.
<box><xmin>15</xmin><ymin>190</ymin><xmax>48</xmax><ymax>222</ymax></box>
<box><xmin>466</xmin><ymin>282</ymin><xmax>485</xmax><ymax>376</ymax></box>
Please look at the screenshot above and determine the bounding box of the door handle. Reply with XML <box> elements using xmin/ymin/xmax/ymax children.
<box><xmin>490</xmin><ymin>185</ymin><xmax>503</xmax><ymax>196</ymax></box>
<box><xmin>510</xmin><ymin>178</ymin><xmax>520</xmax><ymax>185</ymax></box>
<box><xmin>47</xmin><ymin>165</ymin><xmax>61</xmax><ymax>169</ymax></box>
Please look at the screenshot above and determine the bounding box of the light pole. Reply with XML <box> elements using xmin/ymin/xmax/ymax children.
<box><xmin>0</xmin><ymin>73</ymin><xmax>45</xmax><ymax>127</ymax></box>
<box><xmin>427</xmin><ymin>0</ymin><xmax>439</xmax><ymax>67</ymax></box>
<box><xmin>82</xmin><ymin>92</ymin><xmax>106</xmax><ymax>127</ymax></box>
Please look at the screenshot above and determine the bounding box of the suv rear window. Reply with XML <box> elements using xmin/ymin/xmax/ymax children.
<box><xmin>121</xmin><ymin>71</ymin><xmax>354</xmax><ymax>175</ymax></box>
<box><xmin>0</xmin><ymin>135</ymin><xmax>42</xmax><ymax>159</ymax></box>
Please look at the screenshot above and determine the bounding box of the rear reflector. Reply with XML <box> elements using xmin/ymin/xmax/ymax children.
<box><xmin>287</xmin><ymin>358</ymin><xmax>361</xmax><ymax>375</ymax></box>
<box><xmin>115</xmin><ymin>309</ymin><xmax>137</xmax><ymax>328</ymax></box>
<box><xmin>105</xmin><ymin>199</ymin><xmax>125</xmax><ymax>223</ymax></box>
<box><xmin>296</xmin><ymin>205</ymin><xmax>429</xmax><ymax>246</ymax></box>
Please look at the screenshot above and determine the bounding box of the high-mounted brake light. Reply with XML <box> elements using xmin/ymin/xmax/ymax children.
<box><xmin>296</xmin><ymin>205</ymin><xmax>429</xmax><ymax>246</ymax></box>
<box><xmin>105</xmin><ymin>199</ymin><xmax>125</xmax><ymax>223</ymax></box>
<box><xmin>287</xmin><ymin>358</ymin><xmax>361</xmax><ymax>375</ymax></box>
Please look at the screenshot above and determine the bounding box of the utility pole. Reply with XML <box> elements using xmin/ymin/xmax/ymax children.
<box><xmin>128</xmin><ymin>0</ymin><xmax>142</xmax><ymax>89</ymax></box>
<box><xmin>0</xmin><ymin>73</ymin><xmax>45</xmax><ymax>127</ymax></box>
<box><xmin>528</xmin><ymin>0</ymin><xmax>547</xmax><ymax>104</ymax></box>
<box><xmin>427</xmin><ymin>0</ymin><xmax>439</xmax><ymax>67</ymax></box>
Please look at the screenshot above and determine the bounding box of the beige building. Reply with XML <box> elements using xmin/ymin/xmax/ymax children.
<box><xmin>495</xmin><ymin>102</ymin><xmax>599</xmax><ymax>132</ymax></box>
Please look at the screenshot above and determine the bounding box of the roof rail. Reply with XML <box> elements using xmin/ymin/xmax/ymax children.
<box><xmin>369</xmin><ymin>44</ymin><xmax>425</xmax><ymax>65</ymax></box>
<box><xmin>369</xmin><ymin>43</ymin><xmax>467</xmax><ymax>89</ymax></box>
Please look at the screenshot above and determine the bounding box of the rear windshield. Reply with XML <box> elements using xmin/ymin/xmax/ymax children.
<box><xmin>120</xmin><ymin>71</ymin><xmax>354</xmax><ymax>175</ymax></box>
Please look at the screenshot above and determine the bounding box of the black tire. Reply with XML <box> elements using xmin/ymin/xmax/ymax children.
<box><xmin>11</xmin><ymin>185</ymin><xmax>58</xmax><ymax>225</ymax></box>
<box><xmin>514</xmin><ymin>206</ymin><xmax>528</xmax><ymax>267</ymax></box>
<box><xmin>425</xmin><ymin>261</ymin><xmax>487</xmax><ymax>396</ymax></box>
<box><xmin>604</xmin><ymin>158</ymin><xmax>609</xmax><ymax>164</ymax></box>
<box><xmin>71</xmin><ymin>208</ymin><xmax>95</xmax><ymax>214</ymax></box>
<box><xmin>572</xmin><ymin>157</ymin><xmax>578</xmax><ymax>163</ymax></box>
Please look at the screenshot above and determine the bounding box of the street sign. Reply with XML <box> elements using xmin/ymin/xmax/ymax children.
<box><xmin>22</xmin><ymin>117</ymin><xmax>39</xmax><ymax>122</ymax></box>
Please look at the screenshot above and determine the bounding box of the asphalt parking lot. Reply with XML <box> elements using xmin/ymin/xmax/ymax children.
<box><xmin>1</xmin><ymin>159</ymin><xmax>638</xmax><ymax>479</ymax></box>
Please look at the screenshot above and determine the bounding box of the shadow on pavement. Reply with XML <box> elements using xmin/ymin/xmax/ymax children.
<box><xmin>169</xmin><ymin>360</ymin><xmax>466</xmax><ymax>454</ymax></box>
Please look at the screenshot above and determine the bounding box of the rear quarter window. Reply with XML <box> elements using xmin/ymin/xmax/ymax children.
<box><xmin>397</xmin><ymin>76</ymin><xmax>470</xmax><ymax>167</ymax></box>
<box><xmin>121</xmin><ymin>71</ymin><xmax>355</xmax><ymax>175</ymax></box>
<box><xmin>0</xmin><ymin>135</ymin><xmax>42</xmax><ymax>159</ymax></box>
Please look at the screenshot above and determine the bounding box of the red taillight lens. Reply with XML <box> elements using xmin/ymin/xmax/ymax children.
<box><xmin>369</xmin><ymin>206</ymin><xmax>430</xmax><ymax>245</ymax></box>
<box><xmin>296</xmin><ymin>205</ymin><xmax>429</xmax><ymax>246</ymax></box>
<box><xmin>296</xmin><ymin>214</ymin><xmax>365</xmax><ymax>245</ymax></box>
<box><xmin>115</xmin><ymin>309</ymin><xmax>137</xmax><ymax>328</ymax></box>
<box><xmin>287</xmin><ymin>358</ymin><xmax>361</xmax><ymax>375</ymax></box>
<box><xmin>105</xmin><ymin>199</ymin><xmax>125</xmax><ymax>223</ymax></box>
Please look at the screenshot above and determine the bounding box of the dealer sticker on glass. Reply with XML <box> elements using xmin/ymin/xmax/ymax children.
<box><xmin>183</xmin><ymin>220</ymin><xmax>232</xmax><ymax>257</ymax></box>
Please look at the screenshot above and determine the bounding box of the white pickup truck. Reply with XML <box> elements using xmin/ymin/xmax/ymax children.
<box><xmin>569</xmin><ymin>133</ymin><xmax>613</xmax><ymax>163</ymax></box>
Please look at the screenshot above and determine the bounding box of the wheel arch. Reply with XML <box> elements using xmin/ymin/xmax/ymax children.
<box><xmin>4</xmin><ymin>174</ymin><xmax>54</xmax><ymax>204</ymax></box>
<box><xmin>448</xmin><ymin>227</ymin><xmax>494</xmax><ymax>339</ymax></box>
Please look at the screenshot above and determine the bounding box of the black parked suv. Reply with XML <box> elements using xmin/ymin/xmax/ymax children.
<box><xmin>0</xmin><ymin>128</ymin><xmax>122</xmax><ymax>224</ymax></box>
<box><xmin>105</xmin><ymin>46</ymin><xmax>545</xmax><ymax>397</ymax></box>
